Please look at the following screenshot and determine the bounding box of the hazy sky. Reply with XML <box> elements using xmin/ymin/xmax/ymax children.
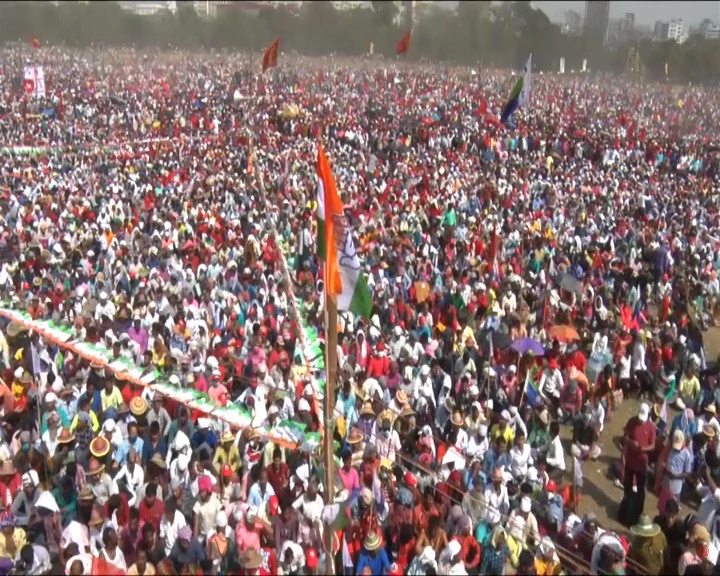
<box><xmin>532</xmin><ymin>1</ymin><xmax>719</xmax><ymax>26</ymax></box>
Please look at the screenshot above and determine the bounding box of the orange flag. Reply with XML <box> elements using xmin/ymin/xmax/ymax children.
<box><xmin>396</xmin><ymin>30</ymin><xmax>411</xmax><ymax>55</ymax></box>
<box><xmin>32</xmin><ymin>37</ymin><xmax>40</xmax><ymax>49</ymax></box>
<box><xmin>317</xmin><ymin>143</ymin><xmax>343</xmax><ymax>296</ymax></box>
<box><xmin>262</xmin><ymin>38</ymin><xmax>280</xmax><ymax>72</ymax></box>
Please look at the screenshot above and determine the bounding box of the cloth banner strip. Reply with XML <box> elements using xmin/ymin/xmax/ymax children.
<box><xmin>0</xmin><ymin>307</ymin><xmax>321</xmax><ymax>452</ymax></box>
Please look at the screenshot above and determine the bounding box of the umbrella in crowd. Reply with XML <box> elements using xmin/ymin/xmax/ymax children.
<box><xmin>0</xmin><ymin>41</ymin><xmax>715</xmax><ymax>576</ymax></box>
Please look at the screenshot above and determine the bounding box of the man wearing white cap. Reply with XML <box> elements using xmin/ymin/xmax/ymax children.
<box><xmin>41</xmin><ymin>391</ymin><xmax>70</xmax><ymax>433</ymax></box>
<box><xmin>619</xmin><ymin>402</ymin><xmax>656</xmax><ymax>527</ymax></box>
<box><xmin>13</xmin><ymin>470</ymin><xmax>43</xmax><ymax>527</ymax></box>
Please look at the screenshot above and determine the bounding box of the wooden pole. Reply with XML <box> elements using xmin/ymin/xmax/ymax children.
<box><xmin>323</xmin><ymin>292</ymin><xmax>338</xmax><ymax>575</ymax></box>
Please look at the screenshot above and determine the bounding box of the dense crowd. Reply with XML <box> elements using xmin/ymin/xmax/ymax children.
<box><xmin>0</xmin><ymin>45</ymin><xmax>719</xmax><ymax>576</ymax></box>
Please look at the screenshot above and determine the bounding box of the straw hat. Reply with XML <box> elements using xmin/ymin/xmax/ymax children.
<box><xmin>630</xmin><ymin>514</ymin><xmax>661</xmax><ymax>538</ymax></box>
<box><xmin>89</xmin><ymin>362</ymin><xmax>104</xmax><ymax>370</ymax></box>
<box><xmin>247</xmin><ymin>428</ymin><xmax>261</xmax><ymax>442</ymax></box>
<box><xmin>0</xmin><ymin>461</ymin><xmax>16</xmax><ymax>476</ymax></box>
<box><xmin>451</xmin><ymin>412</ymin><xmax>464</xmax><ymax>427</ymax></box>
<box><xmin>115</xmin><ymin>372</ymin><xmax>129</xmax><ymax>382</ymax></box>
<box><xmin>705</xmin><ymin>404</ymin><xmax>717</xmax><ymax>415</ymax></box>
<box><xmin>221</xmin><ymin>430</ymin><xmax>234</xmax><ymax>443</ymax></box>
<box><xmin>395</xmin><ymin>390</ymin><xmax>408</xmax><ymax>405</ymax></box>
<box><xmin>703</xmin><ymin>424</ymin><xmax>716</xmax><ymax>439</ymax></box>
<box><xmin>363</xmin><ymin>531</ymin><xmax>382</xmax><ymax>551</ymax></box>
<box><xmin>347</xmin><ymin>428</ymin><xmax>364</xmax><ymax>445</ymax></box>
<box><xmin>87</xmin><ymin>458</ymin><xmax>105</xmax><ymax>476</ymax></box>
<box><xmin>240</xmin><ymin>549</ymin><xmax>264</xmax><ymax>570</ymax></box>
<box><xmin>89</xmin><ymin>507</ymin><xmax>104</xmax><ymax>527</ymax></box>
<box><xmin>672</xmin><ymin>429</ymin><xmax>685</xmax><ymax>450</ymax></box>
<box><xmin>399</xmin><ymin>404</ymin><xmax>415</xmax><ymax>418</ymax></box>
<box><xmin>90</xmin><ymin>436</ymin><xmax>110</xmax><ymax>458</ymax></box>
<box><xmin>150</xmin><ymin>453</ymin><xmax>167</xmax><ymax>470</ymax></box>
<box><xmin>56</xmin><ymin>428</ymin><xmax>75</xmax><ymax>445</ymax></box>
<box><xmin>376</xmin><ymin>409</ymin><xmax>395</xmax><ymax>427</ymax></box>
<box><xmin>78</xmin><ymin>486</ymin><xmax>95</xmax><ymax>502</ymax></box>
<box><xmin>130</xmin><ymin>397</ymin><xmax>148</xmax><ymax>417</ymax></box>
<box><xmin>361</xmin><ymin>402</ymin><xmax>375</xmax><ymax>417</ymax></box>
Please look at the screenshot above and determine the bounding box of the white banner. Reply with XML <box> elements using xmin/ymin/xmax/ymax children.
<box><xmin>23</xmin><ymin>66</ymin><xmax>45</xmax><ymax>98</ymax></box>
<box><xmin>559</xmin><ymin>57</ymin><xmax>565</xmax><ymax>74</ymax></box>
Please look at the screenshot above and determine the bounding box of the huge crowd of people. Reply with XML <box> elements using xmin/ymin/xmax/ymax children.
<box><xmin>0</xmin><ymin>44</ymin><xmax>718</xmax><ymax>576</ymax></box>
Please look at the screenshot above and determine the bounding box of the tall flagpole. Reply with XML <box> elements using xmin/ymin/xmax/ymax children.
<box><xmin>321</xmin><ymin>135</ymin><xmax>337</xmax><ymax>576</ymax></box>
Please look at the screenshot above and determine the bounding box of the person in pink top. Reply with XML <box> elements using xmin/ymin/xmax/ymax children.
<box><xmin>338</xmin><ymin>450</ymin><xmax>360</xmax><ymax>493</ymax></box>
<box><xmin>235</xmin><ymin>506</ymin><xmax>261</xmax><ymax>553</ymax></box>
<box><xmin>208</xmin><ymin>374</ymin><xmax>228</xmax><ymax>406</ymax></box>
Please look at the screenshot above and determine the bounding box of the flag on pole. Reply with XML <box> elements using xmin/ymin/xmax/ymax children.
<box><xmin>396</xmin><ymin>30</ymin><xmax>411</xmax><ymax>55</ymax></box>
<box><xmin>262</xmin><ymin>38</ymin><xmax>280</xmax><ymax>72</ymax></box>
<box><xmin>32</xmin><ymin>37</ymin><xmax>40</xmax><ymax>49</ymax></box>
<box><xmin>316</xmin><ymin>144</ymin><xmax>373</xmax><ymax>320</ymax></box>
<box><xmin>525</xmin><ymin>371</ymin><xmax>541</xmax><ymax>407</ymax></box>
<box><xmin>500</xmin><ymin>54</ymin><xmax>533</xmax><ymax>124</ymax></box>
<box><xmin>487</xmin><ymin>228</ymin><xmax>500</xmax><ymax>280</ymax></box>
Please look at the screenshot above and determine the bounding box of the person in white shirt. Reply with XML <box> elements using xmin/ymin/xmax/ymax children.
<box><xmin>510</xmin><ymin>432</ymin><xmax>533</xmax><ymax>481</ymax></box>
<box><xmin>538</xmin><ymin>359</ymin><xmax>563</xmax><ymax>401</ymax></box>
<box><xmin>483</xmin><ymin>468</ymin><xmax>509</xmax><ymax>526</ymax></box>
<box><xmin>160</xmin><ymin>498</ymin><xmax>187</xmax><ymax>556</ymax></box>
<box><xmin>546</xmin><ymin>421</ymin><xmax>566</xmax><ymax>476</ymax></box>
<box><xmin>114</xmin><ymin>448</ymin><xmax>144</xmax><ymax>507</ymax></box>
<box><xmin>372</xmin><ymin>412</ymin><xmax>402</xmax><ymax>462</ymax></box>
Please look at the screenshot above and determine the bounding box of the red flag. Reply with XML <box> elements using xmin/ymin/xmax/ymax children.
<box><xmin>262</xmin><ymin>38</ymin><xmax>280</xmax><ymax>72</ymax></box>
<box><xmin>396</xmin><ymin>30</ymin><xmax>411</xmax><ymax>55</ymax></box>
<box><xmin>32</xmin><ymin>37</ymin><xmax>40</xmax><ymax>49</ymax></box>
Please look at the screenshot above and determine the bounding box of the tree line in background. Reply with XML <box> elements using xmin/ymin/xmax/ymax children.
<box><xmin>0</xmin><ymin>0</ymin><xmax>719</xmax><ymax>83</ymax></box>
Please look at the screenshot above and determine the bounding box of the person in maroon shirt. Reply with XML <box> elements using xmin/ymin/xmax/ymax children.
<box><xmin>138</xmin><ymin>482</ymin><xmax>165</xmax><ymax>533</ymax></box>
<box><xmin>265</xmin><ymin>447</ymin><xmax>289</xmax><ymax>497</ymax></box>
<box><xmin>620</xmin><ymin>402</ymin><xmax>656</xmax><ymax>526</ymax></box>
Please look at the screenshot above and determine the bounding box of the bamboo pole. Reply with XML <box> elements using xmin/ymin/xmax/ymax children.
<box><xmin>323</xmin><ymin>292</ymin><xmax>338</xmax><ymax>575</ymax></box>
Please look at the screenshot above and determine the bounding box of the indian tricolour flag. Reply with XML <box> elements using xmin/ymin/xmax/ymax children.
<box><xmin>316</xmin><ymin>144</ymin><xmax>372</xmax><ymax>320</ymax></box>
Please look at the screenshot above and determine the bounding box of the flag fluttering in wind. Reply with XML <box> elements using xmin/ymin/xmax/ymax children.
<box><xmin>500</xmin><ymin>53</ymin><xmax>533</xmax><ymax>124</ymax></box>
<box><xmin>316</xmin><ymin>144</ymin><xmax>373</xmax><ymax>320</ymax></box>
<box><xmin>262</xmin><ymin>38</ymin><xmax>280</xmax><ymax>72</ymax></box>
<box><xmin>32</xmin><ymin>37</ymin><xmax>40</xmax><ymax>49</ymax></box>
<box><xmin>396</xmin><ymin>30</ymin><xmax>411</xmax><ymax>55</ymax></box>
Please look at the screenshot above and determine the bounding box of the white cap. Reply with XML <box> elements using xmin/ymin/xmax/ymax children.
<box><xmin>13</xmin><ymin>367</ymin><xmax>23</xmax><ymax>379</ymax></box>
<box><xmin>103</xmin><ymin>419</ymin><xmax>116</xmax><ymax>432</ymax></box>
<box><xmin>520</xmin><ymin>496</ymin><xmax>531</xmax><ymax>513</ymax></box>
<box><xmin>22</xmin><ymin>470</ymin><xmax>39</xmax><ymax>487</ymax></box>
<box><xmin>45</xmin><ymin>392</ymin><xmax>58</xmax><ymax>404</ymax></box>
<box><xmin>638</xmin><ymin>402</ymin><xmax>650</xmax><ymax>423</ymax></box>
<box><xmin>169</xmin><ymin>375</ymin><xmax>180</xmax><ymax>385</ymax></box>
<box><xmin>447</xmin><ymin>539</ymin><xmax>462</xmax><ymax>558</ymax></box>
<box><xmin>298</xmin><ymin>398</ymin><xmax>311</xmax><ymax>412</ymax></box>
<box><xmin>509</xmin><ymin>365</ymin><xmax>517</xmax><ymax>373</ymax></box>
<box><xmin>420</xmin><ymin>365</ymin><xmax>431</xmax><ymax>376</ymax></box>
<box><xmin>215</xmin><ymin>510</ymin><xmax>228</xmax><ymax>529</ymax></box>
<box><xmin>246</xmin><ymin>506</ymin><xmax>258</xmax><ymax>521</ymax></box>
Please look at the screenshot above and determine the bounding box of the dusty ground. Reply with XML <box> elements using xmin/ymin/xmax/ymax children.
<box><xmin>571</xmin><ymin>328</ymin><xmax>720</xmax><ymax>533</ymax></box>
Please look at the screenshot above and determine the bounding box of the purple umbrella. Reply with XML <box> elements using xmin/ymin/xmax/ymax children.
<box><xmin>511</xmin><ymin>337</ymin><xmax>545</xmax><ymax>356</ymax></box>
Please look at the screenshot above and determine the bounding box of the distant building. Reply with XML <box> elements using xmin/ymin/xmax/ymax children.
<box><xmin>331</xmin><ymin>1</ymin><xmax>364</xmax><ymax>10</ymax></box>
<box><xmin>655</xmin><ymin>18</ymin><xmax>685</xmax><ymax>43</ymax></box>
<box><xmin>699</xmin><ymin>18</ymin><xmax>720</xmax><ymax>39</ymax></box>
<box><xmin>584</xmin><ymin>0</ymin><xmax>610</xmax><ymax>45</ymax></box>
<box><xmin>119</xmin><ymin>1</ymin><xmax>177</xmax><ymax>15</ymax></box>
